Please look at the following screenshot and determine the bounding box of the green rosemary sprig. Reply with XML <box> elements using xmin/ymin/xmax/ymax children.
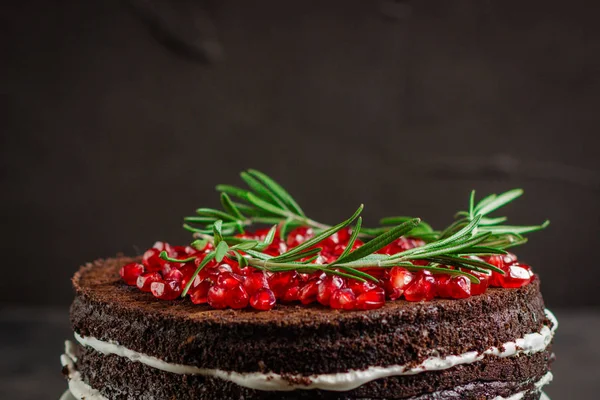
<box><xmin>169</xmin><ymin>170</ymin><xmax>549</xmax><ymax>298</ymax></box>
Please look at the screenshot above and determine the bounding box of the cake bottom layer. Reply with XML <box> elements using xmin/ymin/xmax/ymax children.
<box><xmin>59</xmin><ymin>390</ymin><xmax>553</xmax><ymax>400</ymax></box>
<box><xmin>62</xmin><ymin>344</ymin><xmax>554</xmax><ymax>400</ymax></box>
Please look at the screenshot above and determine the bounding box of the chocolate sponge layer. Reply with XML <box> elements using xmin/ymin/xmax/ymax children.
<box><xmin>74</xmin><ymin>343</ymin><xmax>552</xmax><ymax>400</ymax></box>
<box><xmin>71</xmin><ymin>256</ymin><xmax>552</xmax><ymax>375</ymax></box>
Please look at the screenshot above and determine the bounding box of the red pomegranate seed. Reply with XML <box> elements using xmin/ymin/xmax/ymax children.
<box><xmin>317</xmin><ymin>275</ymin><xmax>345</xmax><ymax>306</ymax></box>
<box><xmin>250</xmin><ymin>288</ymin><xmax>276</xmax><ymax>310</ymax></box>
<box><xmin>189</xmin><ymin>280</ymin><xmax>211</xmax><ymax>304</ymax></box>
<box><xmin>282</xmin><ymin>286</ymin><xmax>300</xmax><ymax>302</ymax></box>
<box><xmin>384</xmin><ymin>267</ymin><xmax>414</xmax><ymax>300</ymax></box>
<box><xmin>164</xmin><ymin>269</ymin><xmax>184</xmax><ymax>282</ymax></box>
<box><xmin>136</xmin><ymin>272</ymin><xmax>162</xmax><ymax>292</ymax></box>
<box><xmin>207</xmin><ymin>285</ymin><xmax>228</xmax><ymax>309</ymax></box>
<box><xmin>299</xmin><ymin>279</ymin><xmax>321</xmax><ymax>305</ymax></box>
<box><xmin>494</xmin><ymin>263</ymin><xmax>533</xmax><ymax>288</ymax></box>
<box><xmin>435</xmin><ymin>274</ymin><xmax>453</xmax><ymax>298</ymax></box>
<box><xmin>216</xmin><ymin>272</ymin><xmax>244</xmax><ymax>289</ymax></box>
<box><xmin>404</xmin><ymin>272</ymin><xmax>436</xmax><ymax>302</ymax></box>
<box><xmin>243</xmin><ymin>271</ymin><xmax>268</xmax><ymax>295</ymax></box>
<box><xmin>286</xmin><ymin>227</ymin><xmax>314</xmax><ymax>248</ymax></box>
<box><xmin>150</xmin><ymin>280</ymin><xmax>182</xmax><ymax>300</ymax></box>
<box><xmin>348</xmin><ymin>279</ymin><xmax>377</xmax><ymax>295</ymax></box>
<box><xmin>142</xmin><ymin>248</ymin><xmax>164</xmax><ymax>272</ymax></box>
<box><xmin>225</xmin><ymin>284</ymin><xmax>249</xmax><ymax>309</ymax></box>
<box><xmin>447</xmin><ymin>276</ymin><xmax>471</xmax><ymax>299</ymax></box>
<box><xmin>356</xmin><ymin>287</ymin><xmax>385</xmax><ymax>310</ymax></box>
<box><xmin>120</xmin><ymin>263</ymin><xmax>145</xmax><ymax>286</ymax></box>
<box><xmin>470</xmin><ymin>271</ymin><xmax>490</xmax><ymax>295</ymax></box>
<box><xmin>330</xmin><ymin>288</ymin><xmax>356</xmax><ymax>310</ymax></box>
<box><xmin>268</xmin><ymin>271</ymin><xmax>299</xmax><ymax>298</ymax></box>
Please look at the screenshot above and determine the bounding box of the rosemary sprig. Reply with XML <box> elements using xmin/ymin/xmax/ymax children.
<box><xmin>169</xmin><ymin>170</ymin><xmax>549</xmax><ymax>299</ymax></box>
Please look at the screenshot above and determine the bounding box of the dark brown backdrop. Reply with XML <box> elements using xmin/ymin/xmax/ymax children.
<box><xmin>1</xmin><ymin>0</ymin><xmax>599</xmax><ymax>308</ymax></box>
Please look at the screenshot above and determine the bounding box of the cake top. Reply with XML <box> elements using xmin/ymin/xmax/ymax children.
<box><xmin>118</xmin><ymin>169</ymin><xmax>549</xmax><ymax>311</ymax></box>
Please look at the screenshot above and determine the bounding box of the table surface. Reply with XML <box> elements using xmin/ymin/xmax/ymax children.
<box><xmin>0</xmin><ymin>307</ymin><xmax>598</xmax><ymax>400</ymax></box>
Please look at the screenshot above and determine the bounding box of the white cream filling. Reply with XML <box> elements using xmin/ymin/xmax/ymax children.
<box><xmin>61</xmin><ymin>347</ymin><xmax>108</xmax><ymax>400</ymax></box>
<box><xmin>70</xmin><ymin>309</ymin><xmax>556</xmax><ymax>392</ymax></box>
<box><xmin>491</xmin><ymin>372</ymin><xmax>553</xmax><ymax>400</ymax></box>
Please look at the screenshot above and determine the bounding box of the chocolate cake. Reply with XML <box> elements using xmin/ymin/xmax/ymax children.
<box><xmin>60</xmin><ymin>170</ymin><xmax>556</xmax><ymax>399</ymax></box>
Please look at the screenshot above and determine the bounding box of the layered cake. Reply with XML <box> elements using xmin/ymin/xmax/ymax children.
<box><xmin>61</xmin><ymin>170</ymin><xmax>556</xmax><ymax>399</ymax></box>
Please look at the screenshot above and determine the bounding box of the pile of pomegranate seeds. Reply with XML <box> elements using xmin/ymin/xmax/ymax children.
<box><xmin>119</xmin><ymin>227</ymin><xmax>535</xmax><ymax>311</ymax></box>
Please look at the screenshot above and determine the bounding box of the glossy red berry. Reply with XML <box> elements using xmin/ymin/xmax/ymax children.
<box><xmin>142</xmin><ymin>248</ymin><xmax>164</xmax><ymax>272</ymax></box>
<box><xmin>286</xmin><ymin>227</ymin><xmax>314</xmax><ymax>248</ymax></box>
<box><xmin>164</xmin><ymin>269</ymin><xmax>184</xmax><ymax>282</ymax></box>
<box><xmin>384</xmin><ymin>267</ymin><xmax>414</xmax><ymax>300</ymax></box>
<box><xmin>136</xmin><ymin>272</ymin><xmax>162</xmax><ymax>292</ymax></box>
<box><xmin>120</xmin><ymin>263</ymin><xmax>145</xmax><ymax>286</ymax></box>
<box><xmin>150</xmin><ymin>279</ymin><xmax>182</xmax><ymax>300</ymax></box>
<box><xmin>435</xmin><ymin>274</ymin><xmax>453</xmax><ymax>298</ymax></box>
<box><xmin>243</xmin><ymin>271</ymin><xmax>268</xmax><ymax>295</ymax></box>
<box><xmin>404</xmin><ymin>272</ymin><xmax>436</xmax><ymax>302</ymax></box>
<box><xmin>347</xmin><ymin>279</ymin><xmax>377</xmax><ymax>295</ymax></box>
<box><xmin>469</xmin><ymin>271</ymin><xmax>490</xmax><ymax>295</ymax></box>
<box><xmin>189</xmin><ymin>279</ymin><xmax>211</xmax><ymax>304</ymax></box>
<box><xmin>282</xmin><ymin>285</ymin><xmax>301</xmax><ymax>302</ymax></box>
<box><xmin>225</xmin><ymin>285</ymin><xmax>249</xmax><ymax>309</ymax></box>
<box><xmin>317</xmin><ymin>275</ymin><xmax>344</xmax><ymax>306</ymax></box>
<box><xmin>356</xmin><ymin>287</ymin><xmax>385</xmax><ymax>310</ymax></box>
<box><xmin>330</xmin><ymin>288</ymin><xmax>356</xmax><ymax>310</ymax></box>
<box><xmin>268</xmin><ymin>271</ymin><xmax>299</xmax><ymax>298</ymax></box>
<box><xmin>493</xmin><ymin>263</ymin><xmax>533</xmax><ymax>288</ymax></box>
<box><xmin>207</xmin><ymin>285</ymin><xmax>228</xmax><ymax>309</ymax></box>
<box><xmin>299</xmin><ymin>279</ymin><xmax>320</xmax><ymax>305</ymax></box>
<box><xmin>216</xmin><ymin>272</ymin><xmax>244</xmax><ymax>289</ymax></box>
<box><xmin>448</xmin><ymin>276</ymin><xmax>471</xmax><ymax>299</ymax></box>
<box><xmin>250</xmin><ymin>288</ymin><xmax>276</xmax><ymax>310</ymax></box>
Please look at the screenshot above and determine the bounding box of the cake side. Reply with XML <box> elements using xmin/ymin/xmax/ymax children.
<box><xmin>71</xmin><ymin>256</ymin><xmax>551</xmax><ymax>375</ymax></box>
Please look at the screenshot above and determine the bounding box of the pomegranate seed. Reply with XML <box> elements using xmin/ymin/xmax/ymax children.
<box><xmin>150</xmin><ymin>280</ymin><xmax>182</xmax><ymax>300</ymax></box>
<box><xmin>493</xmin><ymin>263</ymin><xmax>533</xmax><ymax>288</ymax></box>
<box><xmin>348</xmin><ymin>279</ymin><xmax>377</xmax><ymax>295</ymax></box>
<box><xmin>299</xmin><ymin>279</ymin><xmax>320</xmax><ymax>305</ymax></box>
<box><xmin>207</xmin><ymin>285</ymin><xmax>228</xmax><ymax>309</ymax></box>
<box><xmin>435</xmin><ymin>274</ymin><xmax>453</xmax><ymax>298</ymax></box>
<box><xmin>216</xmin><ymin>272</ymin><xmax>244</xmax><ymax>289</ymax></box>
<box><xmin>268</xmin><ymin>271</ymin><xmax>299</xmax><ymax>298</ymax></box>
<box><xmin>470</xmin><ymin>271</ymin><xmax>490</xmax><ymax>295</ymax></box>
<box><xmin>250</xmin><ymin>288</ymin><xmax>276</xmax><ymax>310</ymax></box>
<box><xmin>404</xmin><ymin>272</ymin><xmax>436</xmax><ymax>302</ymax></box>
<box><xmin>142</xmin><ymin>248</ymin><xmax>164</xmax><ymax>272</ymax></box>
<box><xmin>244</xmin><ymin>271</ymin><xmax>268</xmax><ymax>295</ymax></box>
<box><xmin>225</xmin><ymin>284</ymin><xmax>249</xmax><ymax>309</ymax></box>
<box><xmin>282</xmin><ymin>286</ymin><xmax>300</xmax><ymax>302</ymax></box>
<box><xmin>136</xmin><ymin>272</ymin><xmax>162</xmax><ymax>292</ymax></box>
<box><xmin>330</xmin><ymin>288</ymin><xmax>356</xmax><ymax>310</ymax></box>
<box><xmin>356</xmin><ymin>287</ymin><xmax>385</xmax><ymax>310</ymax></box>
<box><xmin>120</xmin><ymin>263</ymin><xmax>145</xmax><ymax>286</ymax></box>
<box><xmin>189</xmin><ymin>280</ymin><xmax>211</xmax><ymax>304</ymax></box>
<box><xmin>384</xmin><ymin>267</ymin><xmax>414</xmax><ymax>300</ymax></box>
<box><xmin>286</xmin><ymin>227</ymin><xmax>314</xmax><ymax>248</ymax></box>
<box><xmin>164</xmin><ymin>269</ymin><xmax>184</xmax><ymax>282</ymax></box>
<box><xmin>317</xmin><ymin>275</ymin><xmax>344</xmax><ymax>306</ymax></box>
<box><xmin>447</xmin><ymin>276</ymin><xmax>471</xmax><ymax>299</ymax></box>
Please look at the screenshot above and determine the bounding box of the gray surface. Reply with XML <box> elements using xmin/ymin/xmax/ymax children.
<box><xmin>2</xmin><ymin>0</ymin><xmax>600</xmax><ymax>308</ymax></box>
<box><xmin>0</xmin><ymin>307</ymin><xmax>598</xmax><ymax>399</ymax></box>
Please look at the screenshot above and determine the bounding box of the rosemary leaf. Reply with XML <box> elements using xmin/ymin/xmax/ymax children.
<box><xmin>181</xmin><ymin>252</ymin><xmax>215</xmax><ymax>297</ymax></box>
<box><xmin>247</xmin><ymin>169</ymin><xmax>306</xmax><ymax>217</ymax></box>
<box><xmin>334</xmin><ymin>218</ymin><xmax>420</xmax><ymax>265</ymax></box>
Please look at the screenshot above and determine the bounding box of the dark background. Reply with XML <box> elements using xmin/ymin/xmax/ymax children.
<box><xmin>1</xmin><ymin>0</ymin><xmax>600</xmax><ymax>398</ymax></box>
<box><xmin>2</xmin><ymin>0</ymin><xmax>599</xmax><ymax>308</ymax></box>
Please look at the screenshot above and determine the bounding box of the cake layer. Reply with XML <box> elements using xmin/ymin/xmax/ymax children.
<box><xmin>71</xmin><ymin>257</ymin><xmax>551</xmax><ymax>375</ymax></box>
<box><xmin>70</xmin><ymin>344</ymin><xmax>552</xmax><ymax>399</ymax></box>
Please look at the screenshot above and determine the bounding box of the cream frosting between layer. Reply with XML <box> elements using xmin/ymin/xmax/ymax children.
<box><xmin>70</xmin><ymin>308</ymin><xmax>557</xmax><ymax>392</ymax></box>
